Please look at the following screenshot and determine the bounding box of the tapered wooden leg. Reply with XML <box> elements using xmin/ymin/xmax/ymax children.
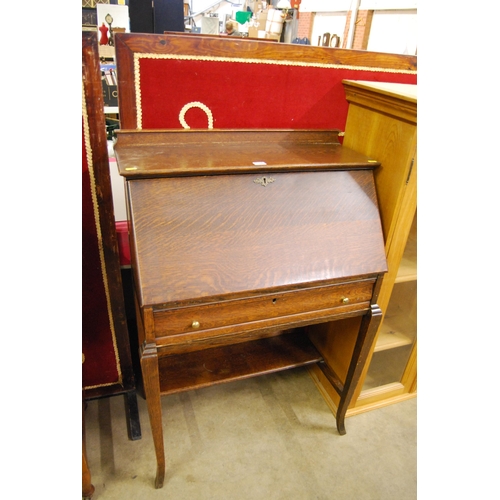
<box><xmin>141</xmin><ymin>342</ymin><xmax>165</xmax><ymax>488</ymax></box>
<box><xmin>336</xmin><ymin>304</ymin><xmax>383</xmax><ymax>435</ymax></box>
<box><xmin>124</xmin><ymin>390</ymin><xmax>142</xmax><ymax>441</ymax></box>
<box><xmin>82</xmin><ymin>402</ymin><xmax>95</xmax><ymax>499</ymax></box>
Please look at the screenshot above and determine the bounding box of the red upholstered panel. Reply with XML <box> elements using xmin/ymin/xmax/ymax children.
<box><xmin>136</xmin><ymin>57</ymin><xmax>416</xmax><ymax>130</ymax></box>
<box><xmin>115</xmin><ymin>221</ymin><xmax>131</xmax><ymax>266</ymax></box>
<box><xmin>82</xmin><ymin>125</ymin><xmax>120</xmax><ymax>388</ymax></box>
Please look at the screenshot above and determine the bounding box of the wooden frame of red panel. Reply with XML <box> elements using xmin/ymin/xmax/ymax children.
<box><xmin>114</xmin><ymin>33</ymin><xmax>416</xmax><ymax>131</ymax></box>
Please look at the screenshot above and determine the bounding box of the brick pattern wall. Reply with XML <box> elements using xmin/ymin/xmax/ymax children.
<box><xmin>296</xmin><ymin>9</ymin><xmax>373</xmax><ymax>49</ymax></box>
<box><xmin>342</xmin><ymin>10</ymin><xmax>373</xmax><ymax>50</ymax></box>
<box><xmin>296</xmin><ymin>11</ymin><xmax>314</xmax><ymax>42</ymax></box>
<box><xmin>342</xmin><ymin>12</ymin><xmax>351</xmax><ymax>48</ymax></box>
<box><xmin>355</xmin><ymin>10</ymin><xmax>373</xmax><ymax>50</ymax></box>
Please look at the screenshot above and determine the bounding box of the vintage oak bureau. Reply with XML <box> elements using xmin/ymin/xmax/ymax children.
<box><xmin>115</xmin><ymin>128</ymin><xmax>388</xmax><ymax>488</ymax></box>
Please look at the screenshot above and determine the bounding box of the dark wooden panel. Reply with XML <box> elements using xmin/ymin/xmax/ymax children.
<box><xmin>153</xmin><ymin>0</ymin><xmax>184</xmax><ymax>34</ymax></box>
<box><xmin>128</xmin><ymin>170</ymin><xmax>387</xmax><ymax>306</ymax></box>
<box><xmin>129</xmin><ymin>0</ymin><xmax>154</xmax><ymax>33</ymax></box>
<box><xmin>114</xmin><ymin>129</ymin><xmax>382</xmax><ymax>178</ymax></box>
<box><xmin>115</xmin><ymin>32</ymin><xmax>417</xmax><ymax>69</ymax></box>
<box><xmin>114</xmin><ymin>33</ymin><xmax>417</xmax><ymax>129</ymax></box>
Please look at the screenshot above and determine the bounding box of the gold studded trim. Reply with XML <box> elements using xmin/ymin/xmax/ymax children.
<box><xmin>179</xmin><ymin>101</ymin><xmax>214</xmax><ymax>129</ymax></box>
<box><xmin>82</xmin><ymin>82</ymin><xmax>123</xmax><ymax>389</ymax></box>
<box><xmin>133</xmin><ymin>53</ymin><xmax>417</xmax><ymax>129</ymax></box>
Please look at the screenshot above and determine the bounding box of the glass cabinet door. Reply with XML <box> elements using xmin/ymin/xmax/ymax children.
<box><xmin>362</xmin><ymin>211</ymin><xmax>417</xmax><ymax>392</ymax></box>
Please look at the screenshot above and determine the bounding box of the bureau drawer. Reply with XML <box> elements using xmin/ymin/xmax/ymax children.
<box><xmin>153</xmin><ymin>279</ymin><xmax>375</xmax><ymax>342</ymax></box>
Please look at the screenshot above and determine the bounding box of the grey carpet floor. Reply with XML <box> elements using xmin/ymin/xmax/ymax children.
<box><xmin>84</xmin><ymin>367</ymin><xmax>416</xmax><ymax>499</ymax></box>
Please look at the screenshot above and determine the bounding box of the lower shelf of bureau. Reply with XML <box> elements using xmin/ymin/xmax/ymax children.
<box><xmin>157</xmin><ymin>330</ymin><xmax>322</xmax><ymax>396</ymax></box>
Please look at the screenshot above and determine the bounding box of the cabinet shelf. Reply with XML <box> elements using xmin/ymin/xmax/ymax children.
<box><xmin>361</xmin><ymin>344</ymin><xmax>413</xmax><ymax>391</ymax></box>
<box><xmin>375</xmin><ymin>319</ymin><xmax>414</xmax><ymax>352</ymax></box>
<box><xmin>375</xmin><ymin>279</ymin><xmax>416</xmax><ymax>353</ymax></box>
<box><xmin>395</xmin><ymin>212</ymin><xmax>417</xmax><ymax>283</ymax></box>
<box><xmin>158</xmin><ymin>330</ymin><xmax>323</xmax><ymax>396</ymax></box>
<box><xmin>396</xmin><ymin>258</ymin><xmax>416</xmax><ymax>283</ymax></box>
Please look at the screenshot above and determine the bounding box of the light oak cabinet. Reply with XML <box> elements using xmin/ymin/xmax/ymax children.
<box><xmin>309</xmin><ymin>80</ymin><xmax>417</xmax><ymax>416</ymax></box>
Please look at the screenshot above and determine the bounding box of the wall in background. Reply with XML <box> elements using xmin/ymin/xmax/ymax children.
<box><xmin>306</xmin><ymin>6</ymin><xmax>416</xmax><ymax>53</ymax></box>
<box><xmin>367</xmin><ymin>9</ymin><xmax>417</xmax><ymax>54</ymax></box>
<box><xmin>310</xmin><ymin>12</ymin><xmax>346</xmax><ymax>47</ymax></box>
<box><xmin>183</xmin><ymin>1</ymin><xmax>417</xmax><ymax>54</ymax></box>
<box><xmin>301</xmin><ymin>0</ymin><xmax>416</xmax><ymax>11</ymax></box>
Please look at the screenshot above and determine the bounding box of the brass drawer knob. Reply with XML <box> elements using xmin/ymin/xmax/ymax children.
<box><xmin>191</xmin><ymin>320</ymin><xmax>200</xmax><ymax>329</ymax></box>
<box><xmin>341</xmin><ymin>297</ymin><xmax>349</xmax><ymax>304</ymax></box>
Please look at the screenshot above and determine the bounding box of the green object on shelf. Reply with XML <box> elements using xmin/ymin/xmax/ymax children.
<box><xmin>235</xmin><ymin>11</ymin><xmax>252</xmax><ymax>25</ymax></box>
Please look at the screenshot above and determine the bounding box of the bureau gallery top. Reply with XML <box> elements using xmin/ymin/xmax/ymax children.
<box><xmin>114</xmin><ymin>129</ymin><xmax>388</xmax><ymax>308</ymax></box>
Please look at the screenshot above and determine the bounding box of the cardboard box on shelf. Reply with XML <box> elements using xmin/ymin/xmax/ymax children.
<box><xmin>98</xmin><ymin>44</ymin><xmax>115</xmax><ymax>59</ymax></box>
<box><xmin>248</xmin><ymin>10</ymin><xmax>268</xmax><ymax>38</ymax></box>
<box><xmin>248</xmin><ymin>1</ymin><xmax>267</xmax><ymax>13</ymax></box>
<box><xmin>257</xmin><ymin>10</ymin><xmax>268</xmax><ymax>23</ymax></box>
<box><xmin>265</xmin><ymin>33</ymin><xmax>280</xmax><ymax>41</ymax></box>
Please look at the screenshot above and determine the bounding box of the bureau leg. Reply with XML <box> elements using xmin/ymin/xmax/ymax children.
<box><xmin>82</xmin><ymin>401</ymin><xmax>95</xmax><ymax>499</ymax></box>
<box><xmin>336</xmin><ymin>304</ymin><xmax>382</xmax><ymax>435</ymax></box>
<box><xmin>141</xmin><ymin>342</ymin><xmax>165</xmax><ymax>489</ymax></box>
<box><xmin>124</xmin><ymin>390</ymin><xmax>142</xmax><ymax>441</ymax></box>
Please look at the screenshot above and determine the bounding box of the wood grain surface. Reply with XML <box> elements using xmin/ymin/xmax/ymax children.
<box><xmin>128</xmin><ymin>170</ymin><xmax>387</xmax><ymax>306</ymax></box>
